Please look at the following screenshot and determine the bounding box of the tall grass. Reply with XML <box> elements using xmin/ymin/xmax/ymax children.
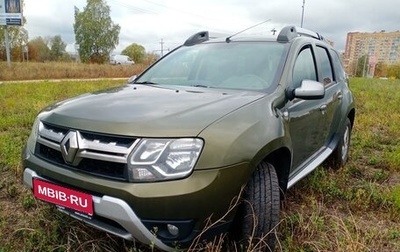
<box><xmin>0</xmin><ymin>78</ymin><xmax>399</xmax><ymax>251</ymax></box>
<box><xmin>0</xmin><ymin>62</ymin><xmax>149</xmax><ymax>81</ymax></box>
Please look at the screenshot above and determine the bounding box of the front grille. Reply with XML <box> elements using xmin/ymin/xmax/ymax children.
<box><xmin>35</xmin><ymin>121</ymin><xmax>139</xmax><ymax>181</ymax></box>
<box><xmin>38</xmin><ymin>144</ymin><xmax>64</xmax><ymax>164</ymax></box>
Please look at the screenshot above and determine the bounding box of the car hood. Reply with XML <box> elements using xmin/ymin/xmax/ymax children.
<box><xmin>40</xmin><ymin>84</ymin><xmax>265</xmax><ymax>137</ymax></box>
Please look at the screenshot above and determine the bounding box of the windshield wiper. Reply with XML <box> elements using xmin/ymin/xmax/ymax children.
<box><xmin>191</xmin><ymin>84</ymin><xmax>211</xmax><ymax>88</ymax></box>
<box><xmin>133</xmin><ymin>81</ymin><xmax>158</xmax><ymax>85</ymax></box>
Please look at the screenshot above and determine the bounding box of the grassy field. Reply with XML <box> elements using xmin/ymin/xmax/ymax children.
<box><xmin>0</xmin><ymin>78</ymin><xmax>399</xmax><ymax>251</ymax></box>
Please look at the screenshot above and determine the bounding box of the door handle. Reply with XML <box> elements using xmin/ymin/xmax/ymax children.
<box><xmin>282</xmin><ymin>110</ymin><xmax>290</xmax><ymax>121</ymax></box>
<box><xmin>337</xmin><ymin>91</ymin><xmax>343</xmax><ymax>100</ymax></box>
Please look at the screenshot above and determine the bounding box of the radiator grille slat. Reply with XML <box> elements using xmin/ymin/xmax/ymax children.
<box><xmin>35</xmin><ymin>121</ymin><xmax>139</xmax><ymax>181</ymax></box>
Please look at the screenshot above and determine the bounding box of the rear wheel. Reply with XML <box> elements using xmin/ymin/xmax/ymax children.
<box><xmin>326</xmin><ymin>118</ymin><xmax>352</xmax><ymax>169</ymax></box>
<box><xmin>237</xmin><ymin>161</ymin><xmax>280</xmax><ymax>251</ymax></box>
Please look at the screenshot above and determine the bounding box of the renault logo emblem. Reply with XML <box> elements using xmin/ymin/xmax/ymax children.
<box><xmin>60</xmin><ymin>131</ymin><xmax>79</xmax><ymax>164</ymax></box>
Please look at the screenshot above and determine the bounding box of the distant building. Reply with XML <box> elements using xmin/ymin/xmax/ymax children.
<box><xmin>343</xmin><ymin>30</ymin><xmax>400</xmax><ymax>76</ymax></box>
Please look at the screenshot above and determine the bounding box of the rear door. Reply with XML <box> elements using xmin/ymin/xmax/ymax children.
<box><xmin>314</xmin><ymin>44</ymin><xmax>343</xmax><ymax>148</ymax></box>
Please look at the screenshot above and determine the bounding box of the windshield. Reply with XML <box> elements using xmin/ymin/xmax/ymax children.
<box><xmin>136</xmin><ymin>41</ymin><xmax>287</xmax><ymax>91</ymax></box>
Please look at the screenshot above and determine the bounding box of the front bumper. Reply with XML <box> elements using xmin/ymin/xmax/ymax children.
<box><xmin>22</xmin><ymin>146</ymin><xmax>253</xmax><ymax>250</ymax></box>
<box><xmin>24</xmin><ymin>168</ymin><xmax>174</xmax><ymax>251</ymax></box>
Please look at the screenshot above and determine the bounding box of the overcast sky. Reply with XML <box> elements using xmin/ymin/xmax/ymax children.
<box><xmin>24</xmin><ymin>0</ymin><xmax>400</xmax><ymax>54</ymax></box>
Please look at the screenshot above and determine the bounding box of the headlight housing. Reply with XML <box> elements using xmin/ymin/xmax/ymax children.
<box><xmin>128</xmin><ymin>138</ymin><xmax>203</xmax><ymax>182</ymax></box>
<box><xmin>26</xmin><ymin>117</ymin><xmax>40</xmax><ymax>153</ymax></box>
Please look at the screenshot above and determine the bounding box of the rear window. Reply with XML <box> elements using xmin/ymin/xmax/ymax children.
<box><xmin>316</xmin><ymin>46</ymin><xmax>334</xmax><ymax>85</ymax></box>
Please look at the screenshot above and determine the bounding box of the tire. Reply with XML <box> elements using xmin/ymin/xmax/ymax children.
<box><xmin>238</xmin><ymin>162</ymin><xmax>280</xmax><ymax>251</ymax></box>
<box><xmin>326</xmin><ymin>118</ymin><xmax>352</xmax><ymax>169</ymax></box>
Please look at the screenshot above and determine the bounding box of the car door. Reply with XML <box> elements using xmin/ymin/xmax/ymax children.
<box><xmin>284</xmin><ymin>45</ymin><xmax>329</xmax><ymax>171</ymax></box>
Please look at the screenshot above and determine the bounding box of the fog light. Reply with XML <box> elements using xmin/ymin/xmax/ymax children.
<box><xmin>167</xmin><ymin>224</ymin><xmax>179</xmax><ymax>236</ymax></box>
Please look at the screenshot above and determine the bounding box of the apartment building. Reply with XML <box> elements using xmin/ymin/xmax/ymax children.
<box><xmin>343</xmin><ymin>30</ymin><xmax>400</xmax><ymax>76</ymax></box>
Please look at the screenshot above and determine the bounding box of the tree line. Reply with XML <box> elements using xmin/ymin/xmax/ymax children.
<box><xmin>0</xmin><ymin>0</ymin><xmax>155</xmax><ymax>64</ymax></box>
<box><xmin>353</xmin><ymin>55</ymin><xmax>400</xmax><ymax>79</ymax></box>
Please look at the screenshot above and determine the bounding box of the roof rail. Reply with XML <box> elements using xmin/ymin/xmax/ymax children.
<box><xmin>184</xmin><ymin>31</ymin><xmax>209</xmax><ymax>46</ymax></box>
<box><xmin>277</xmin><ymin>26</ymin><xmax>328</xmax><ymax>43</ymax></box>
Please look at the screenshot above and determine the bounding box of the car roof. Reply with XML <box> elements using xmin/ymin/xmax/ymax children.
<box><xmin>184</xmin><ymin>26</ymin><xmax>330</xmax><ymax>47</ymax></box>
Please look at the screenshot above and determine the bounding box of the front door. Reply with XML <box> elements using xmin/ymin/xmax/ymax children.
<box><xmin>285</xmin><ymin>45</ymin><xmax>328</xmax><ymax>171</ymax></box>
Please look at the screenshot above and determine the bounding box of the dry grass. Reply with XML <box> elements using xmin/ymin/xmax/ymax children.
<box><xmin>0</xmin><ymin>62</ymin><xmax>149</xmax><ymax>81</ymax></box>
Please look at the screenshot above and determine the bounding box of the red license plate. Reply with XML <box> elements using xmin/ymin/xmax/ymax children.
<box><xmin>33</xmin><ymin>179</ymin><xmax>93</xmax><ymax>216</ymax></box>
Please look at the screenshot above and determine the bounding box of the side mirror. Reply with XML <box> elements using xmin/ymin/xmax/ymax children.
<box><xmin>287</xmin><ymin>80</ymin><xmax>325</xmax><ymax>100</ymax></box>
<box><xmin>128</xmin><ymin>75</ymin><xmax>137</xmax><ymax>84</ymax></box>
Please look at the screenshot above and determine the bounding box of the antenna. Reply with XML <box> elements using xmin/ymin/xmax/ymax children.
<box><xmin>225</xmin><ymin>19</ymin><xmax>272</xmax><ymax>43</ymax></box>
<box><xmin>301</xmin><ymin>0</ymin><xmax>305</xmax><ymax>27</ymax></box>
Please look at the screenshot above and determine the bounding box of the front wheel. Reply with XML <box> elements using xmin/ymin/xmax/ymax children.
<box><xmin>237</xmin><ymin>162</ymin><xmax>280</xmax><ymax>251</ymax></box>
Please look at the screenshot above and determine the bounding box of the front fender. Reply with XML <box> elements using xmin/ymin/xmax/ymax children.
<box><xmin>196</xmin><ymin>95</ymin><xmax>291</xmax><ymax>170</ymax></box>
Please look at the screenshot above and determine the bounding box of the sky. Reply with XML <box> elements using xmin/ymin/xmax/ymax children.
<box><xmin>23</xmin><ymin>0</ymin><xmax>400</xmax><ymax>55</ymax></box>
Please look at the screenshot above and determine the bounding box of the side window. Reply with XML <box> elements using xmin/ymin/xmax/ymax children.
<box><xmin>292</xmin><ymin>46</ymin><xmax>317</xmax><ymax>89</ymax></box>
<box><xmin>316</xmin><ymin>46</ymin><xmax>334</xmax><ymax>85</ymax></box>
<box><xmin>330</xmin><ymin>49</ymin><xmax>346</xmax><ymax>82</ymax></box>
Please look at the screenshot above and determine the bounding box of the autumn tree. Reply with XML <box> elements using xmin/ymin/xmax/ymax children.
<box><xmin>143</xmin><ymin>52</ymin><xmax>159</xmax><ymax>65</ymax></box>
<box><xmin>387</xmin><ymin>64</ymin><xmax>400</xmax><ymax>79</ymax></box>
<box><xmin>121</xmin><ymin>43</ymin><xmax>146</xmax><ymax>63</ymax></box>
<box><xmin>374</xmin><ymin>62</ymin><xmax>388</xmax><ymax>78</ymax></box>
<box><xmin>74</xmin><ymin>0</ymin><xmax>120</xmax><ymax>63</ymax></box>
<box><xmin>27</xmin><ymin>36</ymin><xmax>51</xmax><ymax>62</ymax></box>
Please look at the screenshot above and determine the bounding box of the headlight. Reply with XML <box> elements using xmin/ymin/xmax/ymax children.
<box><xmin>26</xmin><ymin>117</ymin><xmax>40</xmax><ymax>153</ymax></box>
<box><xmin>128</xmin><ymin>138</ymin><xmax>203</xmax><ymax>182</ymax></box>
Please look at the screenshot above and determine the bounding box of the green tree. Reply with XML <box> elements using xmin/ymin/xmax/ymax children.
<box><xmin>49</xmin><ymin>35</ymin><xmax>67</xmax><ymax>61</ymax></box>
<box><xmin>121</xmin><ymin>43</ymin><xmax>146</xmax><ymax>63</ymax></box>
<box><xmin>356</xmin><ymin>55</ymin><xmax>369</xmax><ymax>77</ymax></box>
<box><xmin>74</xmin><ymin>0</ymin><xmax>120</xmax><ymax>63</ymax></box>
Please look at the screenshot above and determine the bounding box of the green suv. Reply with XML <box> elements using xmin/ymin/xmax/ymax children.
<box><xmin>22</xmin><ymin>26</ymin><xmax>355</xmax><ymax>251</ymax></box>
